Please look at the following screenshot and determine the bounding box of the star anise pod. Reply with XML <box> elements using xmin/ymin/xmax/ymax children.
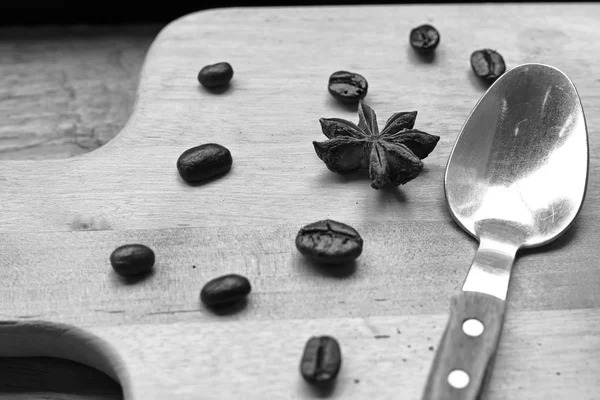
<box><xmin>313</xmin><ymin>101</ymin><xmax>440</xmax><ymax>190</ymax></box>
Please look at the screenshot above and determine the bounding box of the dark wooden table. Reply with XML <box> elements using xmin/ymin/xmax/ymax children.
<box><xmin>0</xmin><ymin>24</ymin><xmax>161</xmax><ymax>161</ymax></box>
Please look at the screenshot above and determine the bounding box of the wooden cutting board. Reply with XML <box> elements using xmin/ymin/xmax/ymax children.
<box><xmin>1</xmin><ymin>4</ymin><xmax>599</xmax><ymax>399</ymax></box>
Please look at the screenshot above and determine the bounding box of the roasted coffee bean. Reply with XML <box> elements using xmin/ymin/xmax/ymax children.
<box><xmin>110</xmin><ymin>244</ymin><xmax>155</xmax><ymax>277</ymax></box>
<box><xmin>470</xmin><ymin>49</ymin><xmax>506</xmax><ymax>81</ymax></box>
<box><xmin>197</xmin><ymin>62</ymin><xmax>234</xmax><ymax>88</ymax></box>
<box><xmin>300</xmin><ymin>336</ymin><xmax>342</xmax><ymax>386</ymax></box>
<box><xmin>327</xmin><ymin>71</ymin><xmax>368</xmax><ymax>103</ymax></box>
<box><xmin>409</xmin><ymin>24</ymin><xmax>440</xmax><ymax>53</ymax></box>
<box><xmin>295</xmin><ymin>219</ymin><xmax>363</xmax><ymax>265</ymax></box>
<box><xmin>200</xmin><ymin>274</ymin><xmax>251</xmax><ymax>307</ymax></box>
<box><xmin>177</xmin><ymin>143</ymin><xmax>232</xmax><ymax>183</ymax></box>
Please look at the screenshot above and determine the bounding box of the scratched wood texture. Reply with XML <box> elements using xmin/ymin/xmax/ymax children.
<box><xmin>1</xmin><ymin>4</ymin><xmax>600</xmax><ymax>400</ymax></box>
<box><xmin>0</xmin><ymin>24</ymin><xmax>161</xmax><ymax>161</ymax></box>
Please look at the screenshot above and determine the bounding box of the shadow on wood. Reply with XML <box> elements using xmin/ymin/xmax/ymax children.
<box><xmin>0</xmin><ymin>357</ymin><xmax>122</xmax><ymax>400</ymax></box>
<box><xmin>0</xmin><ymin>321</ymin><xmax>127</xmax><ymax>400</ymax></box>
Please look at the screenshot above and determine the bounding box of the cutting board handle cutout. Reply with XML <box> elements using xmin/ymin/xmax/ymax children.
<box><xmin>73</xmin><ymin>10</ymin><xmax>219</xmax><ymax>160</ymax></box>
<box><xmin>0</xmin><ymin>320</ymin><xmax>127</xmax><ymax>391</ymax></box>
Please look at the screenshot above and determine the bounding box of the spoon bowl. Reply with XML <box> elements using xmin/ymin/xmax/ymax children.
<box><xmin>446</xmin><ymin>63</ymin><xmax>588</xmax><ymax>248</ymax></box>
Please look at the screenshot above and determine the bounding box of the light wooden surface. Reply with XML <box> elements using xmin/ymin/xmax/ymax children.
<box><xmin>1</xmin><ymin>4</ymin><xmax>600</xmax><ymax>399</ymax></box>
<box><xmin>0</xmin><ymin>25</ymin><xmax>159</xmax><ymax>399</ymax></box>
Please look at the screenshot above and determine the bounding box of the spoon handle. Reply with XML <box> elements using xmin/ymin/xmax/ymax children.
<box><xmin>421</xmin><ymin>291</ymin><xmax>506</xmax><ymax>400</ymax></box>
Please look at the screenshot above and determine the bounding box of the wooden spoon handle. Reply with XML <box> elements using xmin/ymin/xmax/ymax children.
<box><xmin>421</xmin><ymin>291</ymin><xmax>506</xmax><ymax>400</ymax></box>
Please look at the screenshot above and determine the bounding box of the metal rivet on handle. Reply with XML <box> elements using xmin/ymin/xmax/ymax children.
<box><xmin>462</xmin><ymin>318</ymin><xmax>485</xmax><ymax>337</ymax></box>
<box><xmin>448</xmin><ymin>369</ymin><xmax>470</xmax><ymax>389</ymax></box>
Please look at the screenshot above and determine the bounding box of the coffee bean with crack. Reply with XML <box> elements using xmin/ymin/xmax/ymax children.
<box><xmin>295</xmin><ymin>219</ymin><xmax>363</xmax><ymax>265</ymax></box>
<box><xmin>300</xmin><ymin>335</ymin><xmax>342</xmax><ymax>386</ymax></box>
<box><xmin>328</xmin><ymin>71</ymin><xmax>368</xmax><ymax>103</ymax></box>
<box><xmin>409</xmin><ymin>24</ymin><xmax>440</xmax><ymax>53</ymax></box>
<box><xmin>470</xmin><ymin>49</ymin><xmax>506</xmax><ymax>81</ymax></box>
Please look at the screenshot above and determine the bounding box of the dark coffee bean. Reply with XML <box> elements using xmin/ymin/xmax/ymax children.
<box><xmin>110</xmin><ymin>244</ymin><xmax>155</xmax><ymax>277</ymax></box>
<box><xmin>197</xmin><ymin>62</ymin><xmax>234</xmax><ymax>88</ymax></box>
<box><xmin>177</xmin><ymin>143</ymin><xmax>232</xmax><ymax>183</ymax></box>
<box><xmin>470</xmin><ymin>49</ymin><xmax>506</xmax><ymax>81</ymax></box>
<box><xmin>328</xmin><ymin>71</ymin><xmax>368</xmax><ymax>103</ymax></box>
<box><xmin>200</xmin><ymin>274</ymin><xmax>251</xmax><ymax>307</ymax></box>
<box><xmin>409</xmin><ymin>24</ymin><xmax>440</xmax><ymax>53</ymax></box>
<box><xmin>300</xmin><ymin>336</ymin><xmax>342</xmax><ymax>386</ymax></box>
<box><xmin>295</xmin><ymin>219</ymin><xmax>363</xmax><ymax>265</ymax></box>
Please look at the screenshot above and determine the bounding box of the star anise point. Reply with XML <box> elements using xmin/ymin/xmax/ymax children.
<box><xmin>313</xmin><ymin>102</ymin><xmax>439</xmax><ymax>189</ymax></box>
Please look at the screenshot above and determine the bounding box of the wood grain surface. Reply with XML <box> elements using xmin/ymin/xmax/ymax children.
<box><xmin>0</xmin><ymin>24</ymin><xmax>161</xmax><ymax>160</ymax></box>
<box><xmin>1</xmin><ymin>4</ymin><xmax>599</xmax><ymax>399</ymax></box>
<box><xmin>0</xmin><ymin>24</ymin><xmax>160</xmax><ymax>400</ymax></box>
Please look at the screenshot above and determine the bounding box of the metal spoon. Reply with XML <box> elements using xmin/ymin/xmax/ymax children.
<box><xmin>421</xmin><ymin>63</ymin><xmax>589</xmax><ymax>400</ymax></box>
